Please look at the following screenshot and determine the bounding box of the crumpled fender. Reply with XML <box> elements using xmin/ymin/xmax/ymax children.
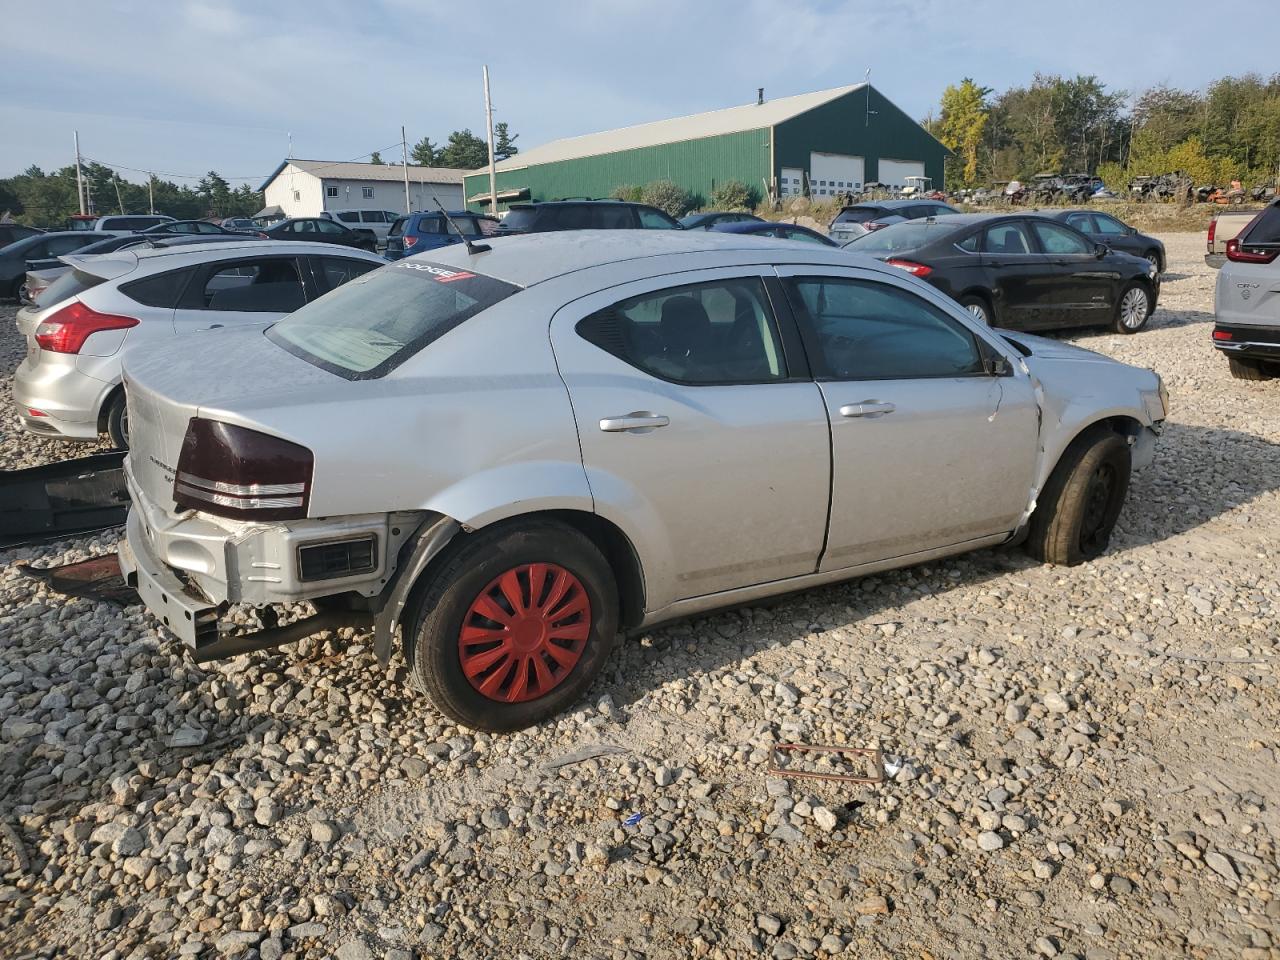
<box><xmin>373</xmin><ymin>513</ymin><xmax>461</xmax><ymax>663</ymax></box>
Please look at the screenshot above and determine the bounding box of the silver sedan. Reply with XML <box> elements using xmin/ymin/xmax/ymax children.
<box><xmin>118</xmin><ymin>231</ymin><xmax>1167</xmax><ymax>731</ymax></box>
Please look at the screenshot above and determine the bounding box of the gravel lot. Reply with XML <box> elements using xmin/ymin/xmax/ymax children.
<box><xmin>1</xmin><ymin>233</ymin><xmax>1277</xmax><ymax>960</ymax></box>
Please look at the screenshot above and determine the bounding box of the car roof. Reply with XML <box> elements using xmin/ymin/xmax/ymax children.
<box><xmin>418</xmin><ymin>230</ymin><xmax>882</xmax><ymax>287</ymax></box>
<box><xmin>61</xmin><ymin>239</ymin><xmax>383</xmax><ymax>280</ymax></box>
<box><xmin>510</xmin><ymin>200</ymin><xmax>644</xmax><ymax>209</ymax></box>
<box><xmin>712</xmin><ymin>221</ymin><xmax>785</xmax><ymax>234</ymax></box>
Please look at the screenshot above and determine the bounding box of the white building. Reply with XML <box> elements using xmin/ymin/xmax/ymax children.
<box><xmin>257</xmin><ymin>159</ymin><xmax>466</xmax><ymax>220</ymax></box>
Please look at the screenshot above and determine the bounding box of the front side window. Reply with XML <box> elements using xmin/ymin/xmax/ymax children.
<box><xmin>1065</xmin><ymin>213</ymin><xmax>1096</xmax><ymax>233</ymax></box>
<box><xmin>316</xmin><ymin>220</ymin><xmax>346</xmax><ymax>235</ymax></box>
<box><xmin>1092</xmin><ymin>215</ymin><xmax>1129</xmax><ymax>236</ymax></box>
<box><xmin>576</xmin><ymin>277</ymin><xmax>786</xmax><ymax>385</ymax></box>
<box><xmin>786</xmin><ymin>277</ymin><xmax>983</xmax><ymax>381</ymax></box>
<box><xmin>982</xmin><ymin>222</ymin><xmax>1033</xmax><ymax>255</ymax></box>
<box><xmin>1032</xmin><ymin>221</ymin><xmax>1092</xmax><ymax>255</ymax></box>
<box><xmin>47</xmin><ymin>235</ymin><xmax>95</xmax><ymax>256</ymax></box>
<box><xmin>637</xmin><ymin>207</ymin><xmax>677</xmax><ymax>229</ymax></box>
<box><xmin>200</xmin><ymin>258</ymin><xmax>304</xmax><ymax>312</ymax></box>
<box><xmin>291</xmin><ymin>220</ymin><xmax>318</xmax><ymax>234</ymax></box>
<box><xmin>362</xmin><ymin>186</ymin><xmax>375</xmax><ymax>199</ymax></box>
<box><xmin>267</xmin><ymin>261</ymin><xmax>519</xmax><ymax>379</ymax></box>
<box><xmin>361</xmin><ymin>211</ymin><xmax>385</xmax><ymax>223</ymax></box>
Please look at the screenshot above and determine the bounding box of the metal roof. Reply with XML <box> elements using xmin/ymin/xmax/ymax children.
<box><xmin>493</xmin><ymin>83</ymin><xmax>867</xmax><ymax>172</ymax></box>
<box><xmin>259</xmin><ymin>160</ymin><xmax>466</xmax><ymax>192</ymax></box>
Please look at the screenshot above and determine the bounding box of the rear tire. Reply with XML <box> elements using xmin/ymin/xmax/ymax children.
<box><xmin>1026</xmin><ymin>428</ymin><xmax>1131</xmax><ymax>566</ymax></box>
<box><xmin>1113</xmin><ymin>282</ymin><xmax>1151</xmax><ymax>334</ymax></box>
<box><xmin>407</xmin><ymin>519</ymin><xmax>619</xmax><ymax>732</ymax></box>
<box><xmin>105</xmin><ymin>392</ymin><xmax>129</xmax><ymax>449</ymax></box>
<box><xmin>1228</xmin><ymin>357</ymin><xmax>1273</xmax><ymax>381</ymax></box>
<box><xmin>960</xmin><ymin>294</ymin><xmax>993</xmax><ymax>326</ymax></box>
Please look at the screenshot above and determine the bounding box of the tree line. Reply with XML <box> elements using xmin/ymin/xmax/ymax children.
<box><xmin>926</xmin><ymin>72</ymin><xmax>1280</xmax><ymax>191</ymax></box>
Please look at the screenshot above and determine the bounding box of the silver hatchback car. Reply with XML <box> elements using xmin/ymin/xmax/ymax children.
<box><xmin>119</xmin><ymin>232</ymin><xmax>1167</xmax><ymax>731</ymax></box>
<box><xmin>13</xmin><ymin>240</ymin><xmax>385</xmax><ymax>446</ymax></box>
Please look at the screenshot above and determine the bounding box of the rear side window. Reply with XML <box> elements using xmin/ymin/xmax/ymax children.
<box><xmin>847</xmin><ymin>221</ymin><xmax>936</xmax><ymax>254</ymax></box>
<box><xmin>361</xmin><ymin>211</ymin><xmax>385</xmax><ymax>223</ymax></box>
<box><xmin>832</xmin><ymin>207</ymin><xmax>883</xmax><ymax>225</ymax></box>
<box><xmin>637</xmin><ymin>208</ymin><xmax>677</xmax><ymax>229</ymax></box>
<box><xmin>267</xmin><ymin>261</ymin><xmax>519</xmax><ymax>379</ymax></box>
<box><xmin>336</xmin><ymin>212</ymin><xmax>360</xmax><ymax>223</ymax></box>
<box><xmin>1065</xmin><ymin>213</ymin><xmax>1097</xmax><ymax>232</ymax></box>
<box><xmin>314</xmin><ymin>257</ymin><xmax>379</xmax><ymax>292</ymax></box>
<box><xmin>414</xmin><ymin>217</ymin><xmax>446</xmax><ymax>235</ymax></box>
<box><xmin>388</xmin><ymin>218</ymin><xmax>407</xmax><ymax>237</ymax></box>
<box><xmin>498</xmin><ymin>208</ymin><xmax>539</xmax><ymax>232</ymax></box>
<box><xmin>576</xmin><ymin>277</ymin><xmax>786</xmax><ymax>384</ymax></box>
<box><xmin>199</xmin><ymin>259</ymin><xmax>304</xmax><ymax>312</ymax></box>
<box><xmin>982</xmin><ymin>222</ymin><xmax>1034</xmax><ymax>255</ymax></box>
<box><xmin>121</xmin><ymin>267</ymin><xmax>195</xmax><ymax>308</ymax></box>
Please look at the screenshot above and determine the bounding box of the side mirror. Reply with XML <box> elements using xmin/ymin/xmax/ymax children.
<box><xmin>1094</xmin><ymin>242</ymin><xmax>1108</xmax><ymax>259</ymax></box>
<box><xmin>984</xmin><ymin>354</ymin><xmax>1012</xmax><ymax>377</ymax></box>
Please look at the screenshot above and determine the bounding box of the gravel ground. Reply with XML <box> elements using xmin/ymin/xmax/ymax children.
<box><xmin>1</xmin><ymin>233</ymin><xmax>1277</xmax><ymax>960</ymax></box>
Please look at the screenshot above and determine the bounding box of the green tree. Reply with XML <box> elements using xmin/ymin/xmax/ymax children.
<box><xmin>641</xmin><ymin>179</ymin><xmax>691</xmax><ymax>217</ymax></box>
<box><xmin>437</xmin><ymin>129</ymin><xmax>490</xmax><ymax>169</ymax></box>
<box><xmin>930</xmin><ymin>78</ymin><xmax>991</xmax><ymax>187</ymax></box>
<box><xmin>494</xmin><ymin>122</ymin><xmax>519</xmax><ymax>161</ymax></box>
<box><xmin>610</xmin><ymin>184</ymin><xmax>643</xmax><ymax>202</ymax></box>
<box><xmin>410</xmin><ymin>137</ymin><xmax>438</xmax><ymax>166</ymax></box>
<box><xmin>370</xmin><ymin>151</ymin><xmax>384</xmax><ymax>165</ymax></box>
<box><xmin>197</xmin><ymin>171</ymin><xmax>233</xmax><ymax>216</ymax></box>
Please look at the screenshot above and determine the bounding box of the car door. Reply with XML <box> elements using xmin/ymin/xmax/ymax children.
<box><xmin>979</xmin><ymin>219</ymin><xmax>1058</xmax><ymax>329</ymax></box>
<box><xmin>777</xmin><ymin>266</ymin><xmax>1040</xmax><ymax>570</ymax></box>
<box><xmin>173</xmin><ymin>255</ymin><xmax>308</xmax><ymax>333</ymax></box>
<box><xmin>1029</xmin><ymin>220</ymin><xmax>1114</xmax><ymax>326</ymax></box>
<box><xmin>549</xmin><ymin>268</ymin><xmax>830</xmax><ymax>610</ymax></box>
<box><xmin>314</xmin><ymin>219</ymin><xmax>353</xmax><ymax>246</ymax></box>
<box><xmin>1090</xmin><ymin>212</ymin><xmax>1142</xmax><ymax>258</ymax></box>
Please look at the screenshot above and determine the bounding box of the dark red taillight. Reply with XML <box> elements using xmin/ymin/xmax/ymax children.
<box><xmin>173</xmin><ymin>418</ymin><xmax>313</xmax><ymax>521</ymax></box>
<box><xmin>1226</xmin><ymin>238</ymin><xmax>1279</xmax><ymax>264</ymax></box>
<box><xmin>884</xmin><ymin>258</ymin><xmax>933</xmax><ymax>277</ymax></box>
<box><xmin>403</xmin><ymin>235</ymin><xmax>419</xmax><ymax>248</ymax></box>
<box><xmin>1212</xmin><ymin>329</ymin><xmax>1233</xmax><ymax>341</ymax></box>
<box><xmin>258</xmin><ymin>232</ymin><xmax>270</xmax><ymax>239</ymax></box>
<box><xmin>35</xmin><ymin>301</ymin><xmax>139</xmax><ymax>354</ymax></box>
<box><xmin>864</xmin><ymin>221</ymin><xmax>889</xmax><ymax>232</ymax></box>
<box><xmin>1206</xmin><ymin>218</ymin><xmax>1216</xmax><ymax>252</ymax></box>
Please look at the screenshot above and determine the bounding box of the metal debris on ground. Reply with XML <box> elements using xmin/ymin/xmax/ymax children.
<box><xmin>0</xmin><ymin>451</ymin><xmax>128</xmax><ymax>548</ymax></box>
<box><xmin>18</xmin><ymin>553</ymin><xmax>135</xmax><ymax>605</ymax></box>
<box><xmin>768</xmin><ymin>742</ymin><xmax>884</xmax><ymax>784</ymax></box>
<box><xmin>541</xmin><ymin>744</ymin><xmax>631</xmax><ymax>773</ymax></box>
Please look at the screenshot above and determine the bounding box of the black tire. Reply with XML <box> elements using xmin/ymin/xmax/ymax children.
<box><xmin>1228</xmin><ymin>357</ymin><xmax>1273</xmax><ymax>381</ymax></box>
<box><xmin>407</xmin><ymin>519</ymin><xmax>619</xmax><ymax>732</ymax></box>
<box><xmin>959</xmin><ymin>294</ymin><xmax>993</xmax><ymax>326</ymax></box>
<box><xmin>1026</xmin><ymin>428</ymin><xmax>1131</xmax><ymax>566</ymax></box>
<box><xmin>105</xmin><ymin>391</ymin><xmax>129</xmax><ymax>449</ymax></box>
<box><xmin>8</xmin><ymin>277</ymin><xmax>22</xmax><ymax>301</ymax></box>
<box><xmin>1113</xmin><ymin>282</ymin><xmax>1151</xmax><ymax>334</ymax></box>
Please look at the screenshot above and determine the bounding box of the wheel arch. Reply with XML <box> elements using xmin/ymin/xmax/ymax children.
<box><xmin>958</xmin><ymin>287</ymin><xmax>996</xmax><ymax>322</ymax></box>
<box><xmin>96</xmin><ymin>382</ymin><xmax>125</xmax><ymax>434</ymax></box>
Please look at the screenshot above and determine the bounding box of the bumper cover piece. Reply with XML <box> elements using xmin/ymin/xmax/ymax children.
<box><xmin>0</xmin><ymin>451</ymin><xmax>128</xmax><ymax>548</ymax></box>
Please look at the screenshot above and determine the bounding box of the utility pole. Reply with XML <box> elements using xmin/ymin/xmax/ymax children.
<box><xmin>401</xmin><ymin>125</ymin><xmax>412</xmax><ymax>213</ymax></box>
<box><xmin>112</xmin><ymin>175</ymin><xmax>124</xmax><ymax>214</ymax></box>
<box><xmin>74</xmin><ymin>130</ymin><xmax>86</xmax><ymax>215</ymax></box>
<box><xmin>148</xmin><ymin>174</ymin><xmax>155</xmax><ymax>214</ymax></box>
<box><xmin>484</xmin><ymin>65</ymin><xmax>498</xmax><ymax>217</ymax></box>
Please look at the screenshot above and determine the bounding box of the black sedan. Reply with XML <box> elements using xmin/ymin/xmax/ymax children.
<box><xmin>140</xmin><ymin>219</ymin><xmax>239</xmax><ymax>236</ymax></box>
<box><xmin>0</xmin><ymin>230</ymin><xmax>120</xmax><ymax>300</ymax></box>
<box><xmin>711</xmin><ymin>220</ymin><xmax>839</xmax><ymax>246</ymax></box>
<box><xmin>259</xmin><ymin>217</ymin><xmax>377</xmax><ymax>252</ymax></box>
<box><xmin>679</xmin><ymin>211</ymin><xmax>763</xmax><ymax>231</ymax></box>
<box><xmin>1046</xmin><ymin>209</ymin><xmax>1165</xmax><ymax>272</ymax></box>
<box><xmin>846</xmin><ymin>213</ymin><xmax>1159</xmax><ymax>333</ymax></box>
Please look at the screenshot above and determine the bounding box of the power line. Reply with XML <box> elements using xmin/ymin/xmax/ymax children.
<box><xmin>80</xmin><ymin>140</ymin><xmax>411</xmax><ymax>185</ymax></box>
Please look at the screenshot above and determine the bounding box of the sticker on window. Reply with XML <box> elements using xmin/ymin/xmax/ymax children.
<box><xmin>395</xmin><ymin>262</ymin><xmax>476</xmax><ymax>283</ymax></box>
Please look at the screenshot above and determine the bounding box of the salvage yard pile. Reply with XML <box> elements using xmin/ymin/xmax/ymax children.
<box><xmin>1</xmin><ymin>232</ymin><xmax>1277</xmax><ymax>959</ymax></box>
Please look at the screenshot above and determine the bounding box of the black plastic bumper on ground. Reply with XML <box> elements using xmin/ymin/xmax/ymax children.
<box><xmin>0</xmin><ymin>451</ymin><xmax>128</xmax><ymax>549</ymax></box>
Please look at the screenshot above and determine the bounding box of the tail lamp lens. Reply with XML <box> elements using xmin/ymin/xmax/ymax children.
<box><xmin>1226</xmin><ymin>238</ymin><xmax>1279</xmax><ymax>264</ymax></box>
<box><xmin>403</xmin><ymin>235</ymin><xmax>419</xmax><ymax>248</ymax></box>
<box><xmin>1212</xmin><ymin>329</ymin><xmax>1233</xmax><ymax>341</ymax></box>
<box><xmin>34</xmin><ymin>301</ymin><xmax>139</xmax><ymax>354</ymax></box>
<box><xmin>173</xmin><ymin>418</ymin><xmax>313</xmax><ymax>521</ymax></box>
<box><xmin>1207</xmin><ymin>218</ymin><xmax>1216</xmax><ymax>250</ymax></box>
<box><xmin>884</xmin><ymin>258</ymin><xmax>933</xmax><ymax>277</ymax></box>
<box><xmin>864</xmin><ymin>221</ymin><xmax>889</xmax><ymax>232</ymax></box>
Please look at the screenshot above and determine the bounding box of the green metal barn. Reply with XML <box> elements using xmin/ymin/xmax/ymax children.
<box><xmin>463</xmin><ymin>83</ymin><xmax>948</xmax><ymax>213</ymax></box>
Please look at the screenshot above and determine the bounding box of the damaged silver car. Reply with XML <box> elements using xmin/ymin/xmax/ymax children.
<box><xmin>119</xmin><ymin>231</ymin><xmax>1166</xmax><ymax>731</ymax></box>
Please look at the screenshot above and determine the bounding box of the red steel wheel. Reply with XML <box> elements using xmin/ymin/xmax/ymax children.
<box><xmin>457</xmin><ymin>562</ymin><xmax>591</xmax><ymax>703</ymax></box>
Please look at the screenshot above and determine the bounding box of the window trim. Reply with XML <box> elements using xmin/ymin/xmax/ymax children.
<box><xmin>574</xmin><ymin>273</ymin><xmax>807</xmax><ymax>388</ymax></box>
<box><xmin>781</xmin><ymin>273</ymin><xmax>992</xmax><ymax>383</ymax></box>
<box><xmin>361</xmin><ymin>186</ymin><xmax>375</xmax><ymax>199</ymax></box>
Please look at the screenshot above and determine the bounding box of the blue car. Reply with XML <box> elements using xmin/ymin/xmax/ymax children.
<box><xmin>385</xmin><ymin>211</ymin><xmax>497</xmax><ymax>261</ymax></box>
<box><xmin>710</xmin><ymin>220</ymin><xmax>839</xmax><ymax>246</ymax></box>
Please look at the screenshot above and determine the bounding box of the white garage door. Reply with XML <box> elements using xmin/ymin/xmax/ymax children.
<box><xmin>809</xmin><ymin>152</ymin><xmax>864</xmax><ymax>199</ymax></box>
<box><xmin>879</xmin><ymin>159</ymin><xmax>925</xmax><ymax>189</ymax></box>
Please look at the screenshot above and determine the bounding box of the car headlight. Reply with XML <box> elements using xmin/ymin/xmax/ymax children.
<box><xmin>1141</xmin><ymin>376</ymin><xmax>1169</xmax><ymax>422</ymax></box>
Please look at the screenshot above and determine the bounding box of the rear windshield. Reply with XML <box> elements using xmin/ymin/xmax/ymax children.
<box><xmin>266</xmin><ymin>261</ymin><xmax>519</xmax><ymax>379</ymax></box>
<box><xmin>832</xmin><ymin>207</ymin><xmax>885</xmax><ymax>225</ymax></box>
<box><xmin>38</xmin><ymin>269</ymin><xmax>105</xmax><ymax>308</ymax></box>
<box><xmin>847</xmin><ymin>221</ymin><xmax>943</xmax><ymax>254</ymax></box>
<box><xmin>1242</xmin><ymin>204</ymin><xmax>1280</xmax><ymax>246</ymax></box>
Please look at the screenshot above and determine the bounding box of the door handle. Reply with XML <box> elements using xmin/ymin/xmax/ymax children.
<box><xmin>599</xmin><ymin>412</ymin><xmax>670</xmax><ymax>433</ymax></box>
<box><xmin>839</xmin><ymin>400</ymin><xmax>895</xmax><ymax>419</ymax></box>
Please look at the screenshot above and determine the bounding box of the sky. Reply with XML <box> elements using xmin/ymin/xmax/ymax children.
<box><xmin>2</xmin><ymin>0</ymin><xmax>1275</xmax><ymax>188</ymax></box>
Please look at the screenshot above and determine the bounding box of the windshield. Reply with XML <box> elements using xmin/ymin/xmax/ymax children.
<box><xmin>846</xmin><ymin>221</ymin><xmax>942</xmax><ymax>254</ymax></box>
<box><xmin>266</xmin><ymin>261</ymin><xmax>519</xmax><ymax>379</ymax></box>
<box><xmin>832</xmin><ymin>207</ymin><xmax>884</xmax><ymax>225</ymax></box>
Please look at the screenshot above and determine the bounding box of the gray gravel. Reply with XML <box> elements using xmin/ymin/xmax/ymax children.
<box><xmin>1</xmin><ymin>234</ymin><xmax>1277</xmax><ymax>959</ymax></box>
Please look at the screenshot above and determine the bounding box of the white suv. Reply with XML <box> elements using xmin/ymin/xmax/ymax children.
<box><xmin>320</xmin><ymin>209</ymin><xmax>401</xmax><ymax>248</ymax></box>
<box><xmin>13</xmin><ymin>240</ymin><xmax>384</xmax><ymax>446</ymax></box>
<box><xmin>1212</xmin><ymin>199</ymin><xmax>1280</xmax><ymax>379</ymax></box>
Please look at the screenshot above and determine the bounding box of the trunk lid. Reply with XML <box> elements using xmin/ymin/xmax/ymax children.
<box><xmin>123</xmin><ymin>327</ymin><xmax>342</xmax><ymax>513</ymax></box>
